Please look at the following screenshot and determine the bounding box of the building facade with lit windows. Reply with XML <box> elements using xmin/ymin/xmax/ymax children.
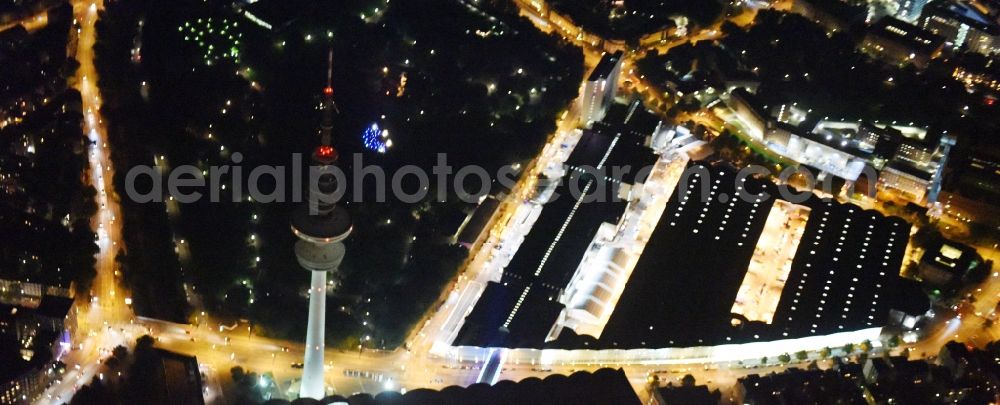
<box><xmin>860</xmin><ymin>17</ymin><xmax>945</xmax><ymax>68</ymax></box>
<box><xmin>897</xmin><ymin>0</ymin><xmax>931</xmax><ymax>22</ymax></box>
<box><xmin>0</xmin><ymin>296</ymin><xmax>72</xmax><ymax>405</ymax></box>
<box><xmin>879</xmin><ymin>132</ymin><xmax>955</xmax><ymax>203</ymax></box>
<box><xmin>878</xmin><ymin>162</ymin><xmax>934</xmax><ymax>201</ymax></box>
<box><xmin>0</xmin><ymin>277</ymin><xmax>73</xmax><ymax>308</ymax></box>
<box><xmin>0</xmin><ymin>360</ymin><xmax>51</xmax><ymax>405</ymax></box>
<box><xmin>580</xmin><ymin>51</ymin><xmax>624</xmax><ymax>127</ymax></box>
<box><xmin>723</xmin><ymin>86</ymin><xmax>956</xmax><ymax>204</ymax></box>
<box><xmin>0</xmin><ymin>296</ymin><xmax>75</xmax><ymax>356</ymax></box>
<box><xmin>920</xmin><ymin>0</ymin><xmax>1000</xmax><ymax>55</ymax></box>
<box><xmin>723</xmin><ymin>88</ymin><xmax>769</xmax><ymax>140</ymax></box>
<box><xmin>917</xmin><ymin>238</ymin><xmax>984</xmax><ymax>287</ymax></box>
<box><xmin>949</xmin><ymin>52</ymin><xmax>1000</xmax><ymax>95</ymax></box>
<box><xmin>952</xmin><ymin>63</ymin><xmax>1000</xmax><ymax>92</ymax></box>
<box><xmin>950</xmin><ymin>153</ymin><xmax>1000</xmax><ymax>204</ymax></box>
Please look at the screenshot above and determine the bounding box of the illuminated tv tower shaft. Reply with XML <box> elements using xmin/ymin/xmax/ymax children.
<box><xmin>292</xmin><ymin>50</ymin><xmax>352</xmax><ymax>399</ymax></box>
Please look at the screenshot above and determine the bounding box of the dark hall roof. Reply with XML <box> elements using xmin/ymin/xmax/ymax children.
<box><xmin>267</xmin><ymin>368</ymin><xmax>641</xmax><ymax>405</ymax></box>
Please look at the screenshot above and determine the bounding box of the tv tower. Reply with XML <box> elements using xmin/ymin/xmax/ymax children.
<box><xmin>291</xmin><ymin>49</ymin><xmax>351</xmax><ymax>399</ymax></box>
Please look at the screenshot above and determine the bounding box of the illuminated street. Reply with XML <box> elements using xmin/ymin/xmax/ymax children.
<box><xmin>34</xmin><ymin>0</ymin><xmax>135</xmax><ymax>401</ymax></box>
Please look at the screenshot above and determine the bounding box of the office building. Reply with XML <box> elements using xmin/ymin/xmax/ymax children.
<box><xmin>790</xmin><ymin>0</ymin><xmax>868</xmax><ymax>32</ymax></box>
<box><xmin>861</xmin><ymin>17</ymin><xmax>945</xmax><ymax>68</ymax></box>
<box><xmin>0</xmin><ymin>295</ymin><xmax>74</xmax><ymax>404</ymax></box>
<box><xmin>921</xmin><ymin>0</ymin><xmax>1000</xmax><ymax>55</ymax></box>
<box><xmin>917</xmin><ymin>238</ymin><xmax>984</xmax><ymax>287</ymax></box>
<box><xmin>580</xmin><ymin>51</ymin><xmax>624</xmax><ymax>126</ymax></box>
<box><xmin>724</xmin><ymin>87</ymin><xmax>956</xmax><ymax>204</ymax></box>
<box><xmin>897</xmin><ymin>0</ymin><xmax>931</xmax><ymax>21</ymax></box>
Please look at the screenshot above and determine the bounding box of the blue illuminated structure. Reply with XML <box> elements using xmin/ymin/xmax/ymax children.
<box><xmin>362</xmin><ymin>122</ymin><xmax>391</xmax><ymax>153</ymax></box>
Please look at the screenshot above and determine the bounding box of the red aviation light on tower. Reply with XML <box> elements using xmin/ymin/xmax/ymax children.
<box><xmin>317</xmin><ymin>145</ymin><xmax>335</xmax><ymax>157</ymax></box>
<box><xmin>315</xmin><ymin>145</ymin><xmax>338</xmax><ymax>163</ymax></box>
<box><xmin>323</xmin><ymin>86</ymin><xmax>333</xmax><ymax>96</ymax></box>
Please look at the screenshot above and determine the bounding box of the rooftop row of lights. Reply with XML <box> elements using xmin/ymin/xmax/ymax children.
<box><xmin>671</xmin><ymin>170</ymin><xmax>764</xmax><ymax>248</ymax></box>
<box><xmin>500</xmin><ymin>135</ymin><xmax>622</xmax><ymax>329</ymax></box>
<box><xmin>786</xmin><ymin>204</ymin><xmax>906</xmax><ymax>335</ymax></box>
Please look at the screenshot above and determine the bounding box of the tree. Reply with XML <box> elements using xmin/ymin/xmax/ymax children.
<box><xmin>112</xmin><ymin>345</ymin><xmax>129</xmax><ymax>360</ymax></box>
<box><xmin>231</xmin><ymin>367</ymin><xmax>266</xmax><ymax>404</ymax></box>
<box><xmin>966</xmin><ymin>259</ymin><xmax>991</xmax><ymax>284</ymax></box>
<box><xmin>912</xmin><ymin>224</ymin><xmax>943</xmax><ymax>249</ymax></box>
<box><xmin>967</xmin><ymin>222</ymin><xmax>998</xmax><ymax>244</ymax></box>
<box><xmin>134</xmin><ymin>335</ymin><xmax>154</xmax><ymax>353</ymax></box>
<box><xmin>760</xmin><ymin>356</ymin><xmax>768</xmax><ymax>365</ymax></box>
<box><xmin>70</xmin><ymin>185</ymin><xmax>98</xmax><ymax>222</ymax></box>
<box><xmin>842</xmin><ymin>343</ymin><xmax>855</xmax><ymax>355</ymax></box>
<box><xmin>60</xmin><ymin>57</ymin><xmax>81</xmax><ymax>79</ymax></box>
<box><xmin>795</xmin><ymin>350</ymin><xmax>809</xmax><ymax>362</ymax></box>
<box><xmin>819</xmin><ymin>347</ymin><xmax>831</xmax><ymax>360</ymax></box>
<box><xmin>106</xmin><ymin>345</ymin><xmax>129</xmax><ymax>369</ymax></box>
<box><xmin>681</xmin><ymin>374</ymin><xmax>696</xmax><ymax>387</ymax></box>
<box><xmin>231</xmin><ymin>366</ymin><xmax>246</xmax><ymax>383</ymax></box>
<box><xmin>69</xmin><ymin>378</ymin><xmax>115</xmax><ymax>405</ymax></box>
<box><xmin>125</xmin><ymin>335</ymin><xmax>160</xmax><ymax>403</ymax></box>
<box><xmin>645</xmin><ymin>373</ymin><xmax>660</xmax><ymax>392</ymax></box>
<box><xmin>778</xmin><ymin>353</ymin><xmax>791</xmax><ymax>364</ymax></box>
<box><xmin>887</xmin><ymin>335</ymin><xmax>901</xmax><ymax>348</ymax></box>
<box><xmin>720</xmin><ymin>20</ymin><xmax>742</xmax><ymax>37</ymax></box>
<box><xmin>859</xmin><ymin>340</ymin><xmax>873</xmax><ymax>353</ymax></box>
